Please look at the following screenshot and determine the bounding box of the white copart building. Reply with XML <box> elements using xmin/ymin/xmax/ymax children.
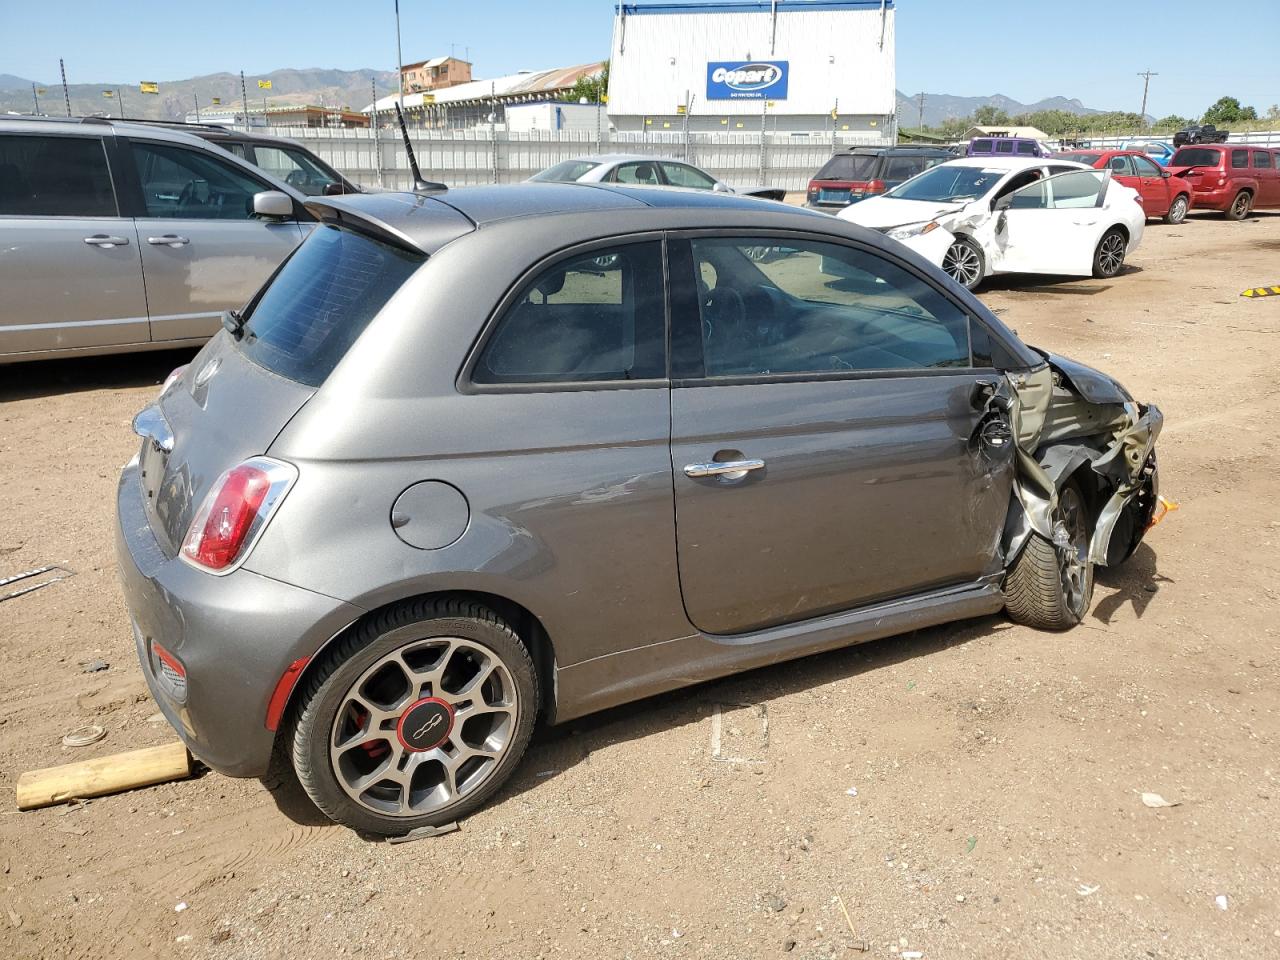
<box><xmin>608</xmin><ymin>0</ymin><xmax>896</xmax><ymax>138</ymax></box>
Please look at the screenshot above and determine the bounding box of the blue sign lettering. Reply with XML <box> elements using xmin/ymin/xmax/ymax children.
<box><xmin>706</xmin><ymin>61</ymin><xmax>789</xmax><ymax>101</ymax></box>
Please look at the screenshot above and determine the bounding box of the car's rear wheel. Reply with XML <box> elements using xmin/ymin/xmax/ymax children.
<box><xmin>289</xmin><ymin>598</ymin><xmax>538</xmax><ymax>835</ymax></box>
<box><xmin>1224</xmin><ymin>190</ymin><xmax>1252</xmax><ymax>221</ymax></box>
<box><xmin>1004</xmin><ymin>480</ymin><xmax>1094</xmax><ymax>630</ymax></box>
<box><xmin>941</xmin><ymin>236</ymin><xmax>985</xmax><ymax>290</ymax></box>
<box><xmin>1092</xmin><ymin>228</ymin><xmax>1127</xmax><ymax>278</ymax></box>
<box><xmin>1164</xmin><ymin>194</ymin><xmax>1189</xmax><ymax>225</ymax></box>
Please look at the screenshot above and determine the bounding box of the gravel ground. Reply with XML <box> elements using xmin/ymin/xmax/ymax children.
<box><xmin>1</xmin><ymin>210</ymin><xmax>1277</xmax><ymax>960</ymax></box>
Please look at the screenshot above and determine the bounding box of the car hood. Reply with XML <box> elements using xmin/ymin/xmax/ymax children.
<box><xmin>838</xmin><ymin>195</ymin><xmax>970</xmax><ymax>229</ymax></box>
<box><xmin>1032</xmin><ymin>348</ymin><xmax>1132</xmax><ymax>404</ymax></box>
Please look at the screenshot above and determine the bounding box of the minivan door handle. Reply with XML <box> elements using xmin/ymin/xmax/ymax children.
<box><xmin>683</xmin><ymin>459</ymin><xmax>765</xmax><ymax>480</ymax></box>
<box><xmin>147</xmin><ymin>235</ymin><xmax>190</xmax><ymax>247</ymax></box>
<box><xmin>83</xmin><ymin>234</ymin><xmax>130</xmax><ymax>247</ymax></box>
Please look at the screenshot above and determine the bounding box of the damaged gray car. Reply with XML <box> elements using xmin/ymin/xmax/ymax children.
<box><xmin>117</xmin><ymin>183</ymin><xmax>1164</xmax><ymax>835</ymax></box>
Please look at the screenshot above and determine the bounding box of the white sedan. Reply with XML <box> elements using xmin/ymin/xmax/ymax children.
<box><xmin>530</xmin><ymin>154</ymin><xmax>786</xmax><ymax>201</ymax></box>
<box><xmin>837</xmin><ymin>157</ymin><xmax>1146</xmax><ymax>290</ymax></box>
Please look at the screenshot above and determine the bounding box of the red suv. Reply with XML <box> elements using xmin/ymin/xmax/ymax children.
<box><xmin>1168</xmin><ymin>144</ymin><xmax>1280</xmax><ymax>219</ymax></box>
<box><xmin>1055</xmin><ymin>149</ymin><xmax>1193</xmax><ymax>223</ymax></box>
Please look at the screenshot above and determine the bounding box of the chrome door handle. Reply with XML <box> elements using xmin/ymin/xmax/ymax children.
<box><xmin>683</xmin><ymin>459</ymin><xmax>765</xmax><ymax>479</ymax></box>
<box><xmin>147</xmin><ymin>235</ymin><xmax>190</xmax><ymax>247</ymax></box>
<box><xmin>83</xmin><ymin>235</ymin><xmax>130</xmax><ymax>247</ymax></box>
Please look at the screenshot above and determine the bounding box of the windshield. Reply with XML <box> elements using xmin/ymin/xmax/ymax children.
<box><xmin>814</xmin><ymin>154</ymin><xmax>879</xmax><ymax>181</ymax></box>
<box><xmin>1057</xmin><ymin>152</ymin><xmax>1101</xmax><ymax>165</ymax></box>
<box><xmin>886</xmin><ymin>164</ymin><xmax>1005</xmax><ymax>202</ymax></box>
<box><xmin>253</xmin><ymin>144</ymin><xmax>345</xmax><ymax>196</ymax></box>
<box><xmin>1171</xmin><ymin>147</ymin><xmax>1221</xmax><ymax>167</ymax></box>
<box><xmin>239</xmin><ymin>225</ymin><xmax>422</xmax><ymax>386</ymax></box>
<box><xmin>531</xmin><ymin>159</ymin><xmax>601</xmax><ymax>182</ymax></box>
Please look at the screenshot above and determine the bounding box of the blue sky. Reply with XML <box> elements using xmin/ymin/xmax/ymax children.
<box><xmin>2</xmin><ymin>0</ymin><xmax>1276</xmax><ymax>117</ymax></box>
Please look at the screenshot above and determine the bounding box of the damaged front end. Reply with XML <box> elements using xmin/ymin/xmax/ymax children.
<box><xmin>990</xmin><ymin>351</ymin><xmax>1164</xmax><ymax>572</ymax></box>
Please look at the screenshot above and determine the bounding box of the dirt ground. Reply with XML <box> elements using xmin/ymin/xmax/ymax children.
<box><xmin>1</xmin><ymin>210</ymin><xmax>1278</xmax><ymax>960</ymax></box>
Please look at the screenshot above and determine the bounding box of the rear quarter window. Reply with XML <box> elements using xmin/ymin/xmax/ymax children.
<box><xmin>238</xmin><ymin>225</ymin><xmax>422</xmax><ymax>387</ymax></box>
<box><xmin>0</xmin><ymin>134</ymin><xmax>118</xmax><ymax>217</ymax></box>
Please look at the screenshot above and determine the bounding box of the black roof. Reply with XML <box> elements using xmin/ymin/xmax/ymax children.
<box><xmin>835</xmin><ymin>145</ymin><xmax>953</xmax><ymax>156</ymax></box>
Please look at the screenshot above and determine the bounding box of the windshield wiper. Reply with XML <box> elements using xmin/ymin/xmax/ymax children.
<box><xmin>221</xmin><ymin>308</ymin><xmax>247</xmax><ymax>341</ymax></box>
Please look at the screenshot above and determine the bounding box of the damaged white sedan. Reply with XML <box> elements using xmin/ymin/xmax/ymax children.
<box><xmin>838</xmin><ymin>157</ymin><xmax>1146</xmax><ymax>290</ymax></box>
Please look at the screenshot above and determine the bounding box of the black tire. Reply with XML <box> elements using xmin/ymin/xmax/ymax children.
<box><xmin>941</xmin><ymin>235</ymin><xmax>985</xmax><ymax>290</ymax></box>
<box><xmin>1092</xmin><ymin>228</ymin><xmax>1127</xmax><ymax>279</ymax></box>
<box><xmin>1224</xmin><ymin>190</ymin><xmax>1252</xmax><ymax>221</ymax></box>
<box><xmin>1164</xmin><ymin>193</ymin><xmax>1189</xmax><ymax>225</ymax></box>
<box><xmin>289</xmin><ymin>597</ymin><xmax>538</xmax><ymax>835</ymax></box>
<box><xmin>1004</xmin><ymin>481</ymin><xmax>1094</xmax><ymax>630</ymax></box>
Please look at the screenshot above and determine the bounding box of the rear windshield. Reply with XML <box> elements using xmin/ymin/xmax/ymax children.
<box><xmin>238</xmin><ymin>225</ymin><xmax>422</xmax><ymax>386</ymax></box>
<box><xmin>1171</xmin><ymin>147</ymin><xmax>1222</xmax><ymax>167</ymax></box>
<box><xmin>531</xmin><ymin>159</ymin><xmax>601</xmax><ymax>182</ymax></box>
<box><xmin>814</xmin><ymin>154</ymin><xmax>879</xmax><ymax>181</ymax></box>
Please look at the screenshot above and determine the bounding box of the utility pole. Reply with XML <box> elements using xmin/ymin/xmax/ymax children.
<box><xmin>117</xmin><ymin>86</ymin><xmax>125</xmax><ymax>119</ymax></box>
<box><xmin>1137</xmin><ymin>69</ymin><xmax>1158</xmax><ymax>127</ymax></box>
<box><xmin>31</xmin><ymin>82</ymin><xmax>39</xmax><ymax>115</ymax></box>
<box><xmin>194</xmin><ymin>93</ymin><xmax>200</xmax><ymax>123</ymax></box>
<box><xmin>59</xmin><ymin>58</ymin><xmax>71</xmax><ymax>117</ymax></box>
<box><xmin>239</xmin><ymin>70</ymin><xmax>251</xmax><ymax>132</ymax></box>
<box><xmin>372</xmin><ymin>77</ymin><xmax>383</xmax><ymax>188</ymax></box>
<box><xmin>917</xmin><ymin>92</ymin><xmax>925</xmax><ymax>133</ymax></box>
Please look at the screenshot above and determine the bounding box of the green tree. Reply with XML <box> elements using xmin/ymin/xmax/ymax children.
<box><xmin>561</xmin><ymin>63</ymin><xmax>609</xmax><ymax>104</ymax></box>
<box><xmin>1267</xmin><ymin>104</ymin><xmax>1280</xmax><ymax>123</ymax></box>
<box><xmin>1153</xmin><ymin>114</ymin><xmax>1190</xmax><ymax>131</ymax></box>
<box><xmin>972</xmin><ymin>105</ymin><xmax>1010</xmax><ymax>126</ymax></box>
<box><xmin>1202</xmin><ymin>96</ymin><xmax>1257</xmax><ymax>125</ymax></box>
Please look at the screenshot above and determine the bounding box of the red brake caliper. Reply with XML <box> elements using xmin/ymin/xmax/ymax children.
<box><xmin>352</xmin><ymin>706</ymin><xmax>390</xmax><ymax>760</ymax></box>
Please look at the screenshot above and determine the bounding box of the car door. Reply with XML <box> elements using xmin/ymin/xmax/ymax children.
<box><xmin>1103</xmin><ymin>154</ymin><xmax>1147</xmax><ymax>211</ymax></box>
<box><xmin>659</xmin><ymin>161</ymin><xmax>719</xmax><ymax>191</ymax></box>
<box><xmin>990</xmin><ymin>169</ymin><xmax>1110</xmax><ymax>277</ymax></box>
<box><xmin>666</xmin><ymin>235</ymin><xmax>1012</xmax><ymax>636</ymax></box>
<box><xmin>124</xmin><ymin>137</ymin><xmax>305</xmax><ymax>342</ymax></box>
<box><xmin>1130</xmin><ymin>154</ymin><xmax>1170</xmax><ymax>215</ymax></box>
<box><xmin>1252</xmin><ymin>150</ymin><xmax>1278</xmax><ymax>206</ymax></box>
<box><xmin>0</xmin><ymin>131</ymin><xmax>149</xmax><ymax>357</ymax></box>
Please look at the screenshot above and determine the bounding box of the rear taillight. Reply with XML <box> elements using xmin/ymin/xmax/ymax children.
<box><xmin>866</xmin><ymin>179</ymin><xmax>886</xmax><ymax>194</ymax></box>
<box><xmin>180</xmin><ymin>457</ymin><xmax>297</xmax><ymax>574</ymax></box>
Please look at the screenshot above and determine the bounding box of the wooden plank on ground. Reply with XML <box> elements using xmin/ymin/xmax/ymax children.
<box><xmin>15</xmin><ymin>742</ymin><xmax>192</xmax><ymax>811</ymax></box>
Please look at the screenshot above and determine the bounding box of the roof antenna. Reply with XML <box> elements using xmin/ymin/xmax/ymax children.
<box><xmin>394</xmin><ymin>103</ymin><xmax>447</xmax><ymax>192</ymax></box>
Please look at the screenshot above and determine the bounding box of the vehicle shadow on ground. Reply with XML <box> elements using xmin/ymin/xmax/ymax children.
<box><xmin>981</xmin><ymin>264</ymin><xmax>1142</xmax><ymax>296</ymax></box>
<box><xmin>0</xmin><ymin>348</ymin><xmax>200</xmax><ymax>403</ymax></box>
<box><xmin>1092</xmin><ymin>542</ymin><xmax>1169</xmax><ymax>624</ymax></box>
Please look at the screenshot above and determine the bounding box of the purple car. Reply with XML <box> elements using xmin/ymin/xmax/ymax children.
<box><xmin>967</xmin><ymin>136</ymin><xmax>1051</xmax><ymax>159</ymax></box>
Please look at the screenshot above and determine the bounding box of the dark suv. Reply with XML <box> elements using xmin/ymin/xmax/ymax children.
<box><xmin>139</xmin><ymin>122</ymin><xmax>361</xmax><ymax>196</ymax></box>
<box><xmin>805</xmin><ymin>146</ymin><xmax>951</xmax><ymax>209</ymax></box>
<box><xmin>1173</xmin><ymin>124</ymin><xmax>1229</xmax><ymax>147</ymax></box>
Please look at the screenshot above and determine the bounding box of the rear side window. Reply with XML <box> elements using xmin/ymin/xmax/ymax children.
<box><xmin>474</xmin><ymin>242</ymin><xmax>666</xmax><ymax>385</ymax></box>
<box><xmin>1230</xmin><ymin>150</ymin><xmax>1249</xmax><ymax>169</ymax></box>
<box><xmin>239</xmin><ymin>225</ymin><xmax>422</xmax><ymax>387</ymax></box>
<box><xmin>814</xmin><ymin>154</ymin><xmax>878</xmax><ymax>180</ymax></box>
<box><xmin>0</xmin><ymin>134</ymin><xmax>117</xmax><ymax>217</ymax></box>
<box><xmin>883</xmin><ymin>156</ymin><xmax>924</xmax><ymax>180</ymax></box>
<box><xmin>995</xmin><ymin>140</ymin><xmax>1014</xmax><ymax>154</ymax></box>
<box><xmin>970</xmin><ymin>139</ymin><xmax>993</xmax><ymax>153</ymax></box>
<box><xmin>1016</xmin><ymin>141</ymin><xmax>1037</xmax><ymax>156</ymax></box>
<box><xmin>1253</xmin><ymin>151</ymin><xmax>1273</xmax><ymax>169</ymax></box>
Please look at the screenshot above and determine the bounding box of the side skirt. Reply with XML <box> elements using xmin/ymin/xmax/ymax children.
<box><xmin>553</xmin><ymin>578</ymin><xmax>1006</xmax><ymax>723</ymax></box>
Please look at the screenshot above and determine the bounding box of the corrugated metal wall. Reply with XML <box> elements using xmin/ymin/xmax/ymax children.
<box><xmin>608</xmin><ymin>2</ymin><xmax>896</xmax><ymax>119</ymax></box>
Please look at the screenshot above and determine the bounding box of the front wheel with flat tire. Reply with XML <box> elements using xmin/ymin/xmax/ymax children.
<box><xmin>1224</xmin><ymin>190</ymin><xmax>1252</xmax><ymax>221</ymax></box>
<box><xmin>941</xmin><ymin>236</ymin><xmax>985</xmax><ymax>290</ymax></box>
<box><xmin>1004</xmin><ymin>481</ymin><xmax>1094</xmax><ymax>630</ymax></box>
<box><xmin>1092</xmin><ymin>228</ymin><xmax>1127</xmax><ymax>278</ymax></box>
<box><xmin>1164</xmin><ymin>194</ymin><xmax>1189</xmax><ymax>225</ymax></box>
<box><xmin>289</xmin><ymin>598</ymin><xmax>538</xmax><ymax>835</ymax></box>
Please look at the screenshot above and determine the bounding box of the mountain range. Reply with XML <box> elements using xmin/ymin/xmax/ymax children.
<box><xmin>3</xmin><ymin>68</ymin><xmax>1116</xmax><ymax>124</ymax></box>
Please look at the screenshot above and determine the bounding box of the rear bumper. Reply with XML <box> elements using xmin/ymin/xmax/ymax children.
<box><xmin>115</xmin><ymin>458</ymin><xmax>362</xmax><ymax>777</ymax></box>
<box><xmin>1188</xmin><ymin>184</ymin><xmax>1236</xmax><ymax>210</ymax></box>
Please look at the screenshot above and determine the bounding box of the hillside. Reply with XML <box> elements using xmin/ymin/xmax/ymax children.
<box><xmin>1</xmin><ymin>67</ymin><xmax>397</xmax><ymax>121</ymax></box>
<box><xmin>895</xmin><ymin>89</ymin><xmax>1103</xmax><ymax>127</ymax></box>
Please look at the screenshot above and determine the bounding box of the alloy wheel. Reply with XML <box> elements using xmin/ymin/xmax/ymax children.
<box><xmin>1231</xmin><ymin>192</ymin><xmax>1250</xmax><ymax>219</ymax></box>
<box><xmin>1097</xmin><ymin>233</ymin><xmax>1125</xmax><ymax>276</ymax></box>
<box><xmin>1052</xmin><ymin>487</ymin><xmax>1091</xmax><ymax>620</ymax></box>
<box><xmin>328</xmin><ymin>637</ymin><xmax>518</xmax><ymax>817</ymax></box>
<box><xmin>942</xmin><ymin>241</ymin><xmax>982</xmax><ymax>288</ymax></box>
<box><xmin>1168</xmin><ymin>196</ymin><xmax>1187</xmax><ymax>224</ymax></box>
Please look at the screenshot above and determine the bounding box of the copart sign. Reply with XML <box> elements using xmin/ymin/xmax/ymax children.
<box><xmin>706</xmin><ymin>61</ymin><xmax>789</xmax><ymax>101</ymax></box>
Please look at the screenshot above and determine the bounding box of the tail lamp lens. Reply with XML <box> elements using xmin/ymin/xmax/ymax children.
<box><xmin>866</xmin><ymin>179</ymin><xmax>886</xmax><ymax>194</ymax></box>
<box><xmin>180</xmin><ymin>457</ymin><xmax>297</xmax><ymax>573</ymax></box>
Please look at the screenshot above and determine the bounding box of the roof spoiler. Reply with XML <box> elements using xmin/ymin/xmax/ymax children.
<box><xmin>394</xmin><ymin>103</ymin><xmax>447</xmax><ymax>194</ymax></box>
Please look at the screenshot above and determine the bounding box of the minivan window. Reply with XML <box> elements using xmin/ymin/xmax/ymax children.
<box><xmin>1171</xmin><ymin>147</ymin><xmax>1221</xmax><ymax>167</ymax></box>
<box><xmin>688</xmin><ymin>238</ymin><xmax>970</xmax><ymax>376</ymax></box>
<box><xmin>238</xmin><ymin>225</ymin><xmax>422</xmax><ymax>387</ymax></box>
<box><xmin>1016</xmin><ymin>141</ymin><xmax>1037</xmax><ymax>156</ymax></box>
<box><xmin>995</xmin><ymin>140</ymin><xmax>1014</xmax><ymax>154</ymax></box>
<box><xmin>814</xmin><ymin>154</ymin><xmax>878</xmax><ymax>181</ymax></box>
<box><xmin>0</xmin><ymin>134</ymin><xmax>117</xmax><ymax>217</ymax></box>
<box><xmin>1230</xmin><ymin>150</ymin><xmax>1249</xmax><ymax>169</ymax></box>
<box><xmin>475</xmin><ymin>242</ymin><xmax>665</xmax><ymax>385</ymax></box>
<box><xmin>970</xmin><ymin>139</ymin><xmax>993</xmax><ymax>153</ymax></box>
<box><xmin>132</xmin><ymin>141</ymin><xmax>270</xmax><ymax>219</ymax></box>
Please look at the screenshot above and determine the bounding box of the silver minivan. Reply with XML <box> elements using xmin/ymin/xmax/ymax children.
<box><xmin>0</xmin><ymin>116</ymin><xmax>311</xmax><ymax>363</ymax></box>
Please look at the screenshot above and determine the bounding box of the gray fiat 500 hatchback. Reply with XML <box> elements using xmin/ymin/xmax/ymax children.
<box><xmin>117</xmin><ymin>183</ymin><xmax>1163</xmax><ymax>835</ymax></box>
